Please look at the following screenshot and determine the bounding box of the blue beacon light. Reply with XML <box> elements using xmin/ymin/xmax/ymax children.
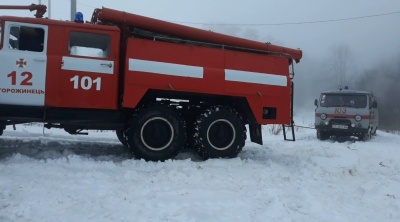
<box><xmin>74</xmin><ymin>12</ymin><xmax>84</xmax><ymax>23</ymax></box>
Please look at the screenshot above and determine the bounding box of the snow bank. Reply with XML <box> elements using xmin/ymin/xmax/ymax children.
<box><xmin>1</xmin><ymin>112</ymin><xmax>399</xmax><ymax>222</ymax></box>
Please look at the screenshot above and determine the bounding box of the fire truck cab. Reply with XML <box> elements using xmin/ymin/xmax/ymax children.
<box><xmin>0</xmin><ymin>16</ymin><xmax>121</xmax><ymax>112</ymax></box>
<box><xmin>0</xmin><ymin>5</ymin><xmax>303</xmax><ymax>161</ymax></box>
<box><xmin>314</xmin><ymin>88</ymin><xmax>379</xmax><ymax>141</ymax></box>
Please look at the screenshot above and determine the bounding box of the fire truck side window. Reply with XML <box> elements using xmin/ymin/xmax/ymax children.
<box><xmin>68</xmin><ymin>32</ymin><xmax>110</xmax><ymax>58</ymax></box>
<box><xmin>9</xmin><ymin>25</ymin><xmax>44</xmax><ymax>52</ymax></box>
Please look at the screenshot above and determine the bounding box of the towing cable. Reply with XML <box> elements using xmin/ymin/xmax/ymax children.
<box><xmin>292</xmin><ymin>124</ymin><xmax>316</xmax><ymax>130</ymax></box>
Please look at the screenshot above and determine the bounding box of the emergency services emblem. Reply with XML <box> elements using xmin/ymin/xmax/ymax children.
<box><xmin>16</xmin><ymin>58</ymin><xmax>27</xmax><ymax>68</ymax></box>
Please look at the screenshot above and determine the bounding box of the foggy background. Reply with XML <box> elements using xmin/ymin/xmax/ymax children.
<box><xmin>1</xmin><ymin>0</ymin><xmax>400</xmax><ymax>130</ymax></box>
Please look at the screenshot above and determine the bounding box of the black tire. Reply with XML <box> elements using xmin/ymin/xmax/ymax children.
<box><xmin>317</xmin><ymin>130</ymin><xmax>330</xmax><ymax>140</ymax></box>
<box><xmin>193</xmin><ymin>106</ymin><xmax>246</xmax><ymax>160</ymax></box>
<box><xmin>116</xmin><ymin>130</ymin><xmax>128</xmax><ymax>146</ymax></box>
<box><xmin>181</xmin><ymin>106</ymin><xmax>200</xmax><ymax>149</ymax></box>
<box><xmin>126</xmin><ymin>105</ymin><xmax>186</xmax><ymax>161</ymax></box>
<box><xmin>361</xmin><ymin>128</ymin><xmax>372</xmax><ymax>141</ymax></box>
<box><xmin>372</xmin><ymin>127</ymin><xmax>377</xmax><ymax>135</ymax></box>
<box><xmin>184</xmin><ymin>119</ymin><xmax>195</xmax><ymax>149</ymax></box>
<box><xmin>0</xmin><ymin>125</ymin><xmax>5</xmax><ymax>136</ymax></box>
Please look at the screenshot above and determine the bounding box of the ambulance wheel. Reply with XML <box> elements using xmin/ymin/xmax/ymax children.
<box><xmin>362</xmin><ymin>129</ymin><xmax>372</xmax><ymax>141</ymax></box>
<box><xmin>116</xmin><ymin>130</ymin><xmax>128</xmax><ymax>146</ymax></box>
<box><xmin>372</xmin><ymin>127</ymin><xmax>377</xmax><ymax>135</ymax></box>
<box><xmin>193</xmin><ymin>106</ymin><xmax>246</xmax><ymax>160</ymax></box>
<box><xmin>317</xmin><ymin>130</ymin><xmax>329</xmax><ymax>140</ymax></box>
<box><xmin>126</xmin><ymin>105</ymin><xmax>186</xmax><ymax>161</ymax></box>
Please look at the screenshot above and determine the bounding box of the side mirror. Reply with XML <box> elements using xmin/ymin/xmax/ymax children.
<box><xmin>372</xmin><ymin>101</ymin><xmax>378</xmax><ymax>108</ymax></box>
<box><xmin>314</xmin><ymin>99</ymin><xmax>319</xmax><ymax>107</ymax></box>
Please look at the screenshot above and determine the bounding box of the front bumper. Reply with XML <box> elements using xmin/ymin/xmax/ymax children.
<box><xmin>315</xmin><ymin>124</ymin><xmax>368</xmax><ymax>134</ymax></box>
<box><xmin>315</xmin><ymin>117</ymin><xmax>370</xmax><ymax>135</ymax></box>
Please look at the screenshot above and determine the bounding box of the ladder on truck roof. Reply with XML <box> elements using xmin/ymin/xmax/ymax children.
<box><xmin>91</xmin><ymin>7</ymin><xmax>302</xmax><ymax>63</ymax></box>
<box><xmin>0</xmin><ymin>4</ymin><xmax>47</xmax><ymax>18</ymax></box>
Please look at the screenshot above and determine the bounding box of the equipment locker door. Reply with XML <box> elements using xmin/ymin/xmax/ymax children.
<box><xmin>0</xmin><ymin>22</ymin><xmax>47</xmax><ymax>107</ymax></box>
<box><xmin>53</xmin><ymin>29</ymin><xmax>119</xmax><ymax>110</ymax></box>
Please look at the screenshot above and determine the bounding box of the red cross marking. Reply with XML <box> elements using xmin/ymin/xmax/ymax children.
<box><xmin>16</xmin><ymin>58</ymin><xmax>27</xmax><ymax>68</ymax></box>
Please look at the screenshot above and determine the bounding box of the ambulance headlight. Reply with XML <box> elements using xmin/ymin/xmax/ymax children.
<box><xmin>320</xmin><ymin>113</ymin><xmax>327</xmax><ymax>120</ymax></box>
<box><xmin>355</xmin><ymin>115</ymin><xmax>362</xmax><ymax>122</ymax></box>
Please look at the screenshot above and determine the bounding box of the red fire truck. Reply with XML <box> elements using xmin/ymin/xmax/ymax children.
<box><xmin>0</xmin><ymin>4</ymin><xmax>302</xmax><ymax>161</ymax></box>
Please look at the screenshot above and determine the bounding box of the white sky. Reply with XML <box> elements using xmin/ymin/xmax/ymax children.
<box><xmin>1</xmin><ymin>0</ymin><xmax>400</xmax><ymax>68</ymax></box>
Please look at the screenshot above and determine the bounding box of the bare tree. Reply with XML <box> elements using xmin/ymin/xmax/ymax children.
<box><xmin>330</xmin><ymin>43</ymin><xmax>353</xmax><ymax>87</ymax></box>
<box><xmin>355</xmin><ymin>52</ymin><xmax>400</xmax><ymax>131</ymax></box>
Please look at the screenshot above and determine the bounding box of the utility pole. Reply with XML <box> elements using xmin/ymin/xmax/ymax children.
<box><xmin>71</xmin><ymin>0</ymin><xmax>77</xmax><ymax>21</ymax></box>
<box><xmin>48</xmin><ymin>0</ymin><xmax>51</xmax><ymax>18</ymax></box>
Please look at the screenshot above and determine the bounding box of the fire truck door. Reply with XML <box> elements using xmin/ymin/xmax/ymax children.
<box><xmin>0</xmin><ymin>22</ymin><xmax>47</xmax><ymax>106</ymax></box>
<box><xmin>56</xmin><ymin>31</ymin><xmax>117</xmax><ymax>110</ymax></box>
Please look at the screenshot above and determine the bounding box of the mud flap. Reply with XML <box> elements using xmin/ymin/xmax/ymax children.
<box><xmin>249</xmin><ymin>123</ymin><xmax>263</xmax><ymax>145</ymax></box>
<box><xmin>0</xmin><ymin>125</ymin><xmax>5</xmax><ymax>136</ymax></box>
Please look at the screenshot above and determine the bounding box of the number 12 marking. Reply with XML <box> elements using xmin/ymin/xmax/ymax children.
<box><xmin>7</xmin><ymin>71</ymin><xmax>33</xmax><ymax>86</ymax></box>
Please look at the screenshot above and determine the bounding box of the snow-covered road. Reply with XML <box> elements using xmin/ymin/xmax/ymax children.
<box><xmin>1</xmin><ymin>114</ymin><xmax>400</xmax><ymax>222</ymax></box>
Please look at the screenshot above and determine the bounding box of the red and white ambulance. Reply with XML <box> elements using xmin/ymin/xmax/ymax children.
<box><xmin>314</xmin><ymin>88</ymin><xmax>379</xmax><ymax>141</ymax></box>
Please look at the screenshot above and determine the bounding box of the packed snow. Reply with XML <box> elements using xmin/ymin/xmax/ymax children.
<box><xmin>1</xmin><ymin>111</ymin><xmax>399</xmax><ymax>222</ymax></box>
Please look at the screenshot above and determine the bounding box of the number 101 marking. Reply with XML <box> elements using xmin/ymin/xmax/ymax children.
<box><xmin>70</xmin><ymin>75</ymin><xmax>101</xmax><ymax>91</ymax></box>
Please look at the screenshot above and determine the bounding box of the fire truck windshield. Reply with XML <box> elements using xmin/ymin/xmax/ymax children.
<box><xmin>320</xmin><ymin>94</ymin><xmax>367</xmax><ymax>108</ymax></box>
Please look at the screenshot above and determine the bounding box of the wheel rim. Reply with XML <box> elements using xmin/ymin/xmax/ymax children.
<box><xmin>206</xmin><ymin>119</ymin><xmax>236</xmax><ymax>150</ymax></box>
<box><xmin>140</xmin><ymin>117</ymin><xmax>174</xmax><ymax>151</ymax></box>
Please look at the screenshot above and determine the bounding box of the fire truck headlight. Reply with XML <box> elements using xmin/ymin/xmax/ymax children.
<box><xmin>355</xmin><ymin>115</ymin><xmax>362</xmax><ymax>122</ymax></box>
<box><xmin>351</xmin><ymin>123</ymin><xmax>356</xmax><ymax>127</ymax></box>
<box><xmin>320</xmin><ymin>113</ymin><xmax>327</xmax><ymax>120</ymax></box>
<box><xmin>324</xmin><ymin>121</ymin><xmax>329</xmax><ymax>125</ymax></box>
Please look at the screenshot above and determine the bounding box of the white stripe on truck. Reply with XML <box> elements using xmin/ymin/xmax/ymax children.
<box><xmin>129</xmin><ymin>59</ymin><xmax>204</xmax><ymax>78</ymax></box>
<box><xmin>129</xmin><ymin>58</ymin><xmax>287</xmax><ymax>86</ymax></box>
<box><xmin>225</xmin><ymin>69</ymin><xmax>287</xmax><ymax>86</ymax></box>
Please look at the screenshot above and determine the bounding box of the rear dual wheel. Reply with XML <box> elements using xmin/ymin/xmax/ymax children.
<box><xmin>125</xmin><ymin>105</ymin><xmax>186</xmax><ymax>161</ymax></box>
<box><xmin>193</xmin><ymin>106</ymin><xmax>246</xmax><ymax>160</ymax></box>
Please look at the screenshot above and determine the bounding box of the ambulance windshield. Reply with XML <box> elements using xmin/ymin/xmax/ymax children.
<box><xmin>320</xmin><ymin>94</ymin><xmax>367</xmax><ymax>108</ymax></box>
